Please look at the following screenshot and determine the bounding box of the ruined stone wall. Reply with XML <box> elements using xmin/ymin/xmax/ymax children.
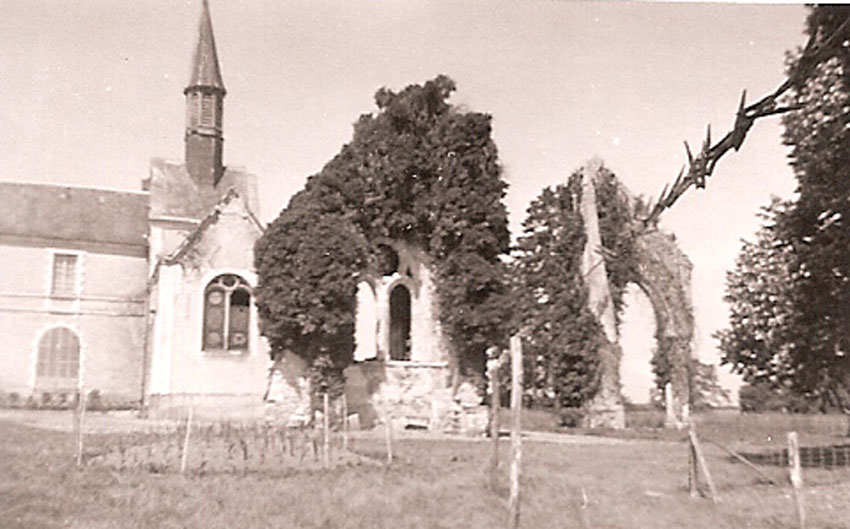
<box><xmin>268</xmin><ymin>239</ymin><xmax>486</xmax><ymax>432</ymax></box>
<box><xmin>579</xmin><ymin>160</ymin><xmax>694</xmax><ymax>429</ymax></box>
<box><xmin>579</xmin><ymin>160</ymin><xmax>626</xmax><ymax>429</ymax></box>
<box><xmin>634</xmin><ymin>229</ymin><xmax>694</xmax><ymax>427</ymax></box>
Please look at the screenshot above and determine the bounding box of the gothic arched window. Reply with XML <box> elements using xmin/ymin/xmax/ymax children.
<box><xmin>36</xmin><ymin>327</ymin><xmax>80</xmax><ymax>388</ymax></box>
<box><xmin>389</xmin><ymin>284</ymin><xmax>412</xmax><ymax>361</ymax></box>
<box><xmin>203</xmin><ymin>274</ymin><xmax>251</xmax><ymax>352</ymax></box>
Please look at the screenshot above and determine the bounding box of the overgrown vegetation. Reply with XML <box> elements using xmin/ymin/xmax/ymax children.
<box><xmin>511</xmin><ymin>167</ymin><xmax>638</xmax><ymax>415</ymax></box>
<box><xmin>718</xmin><ymin>6</ymin><xmax>850</xmax><ymax>412</ymax></box>
<box><xmin>255</xmin><ymin>76</ymin><xmax>511</xmax><ymax>397</ymax></box>
<box><xmin>85</xmin><ymin>422</ymin><xmax>372</xmax><ymax>475</ymax></box>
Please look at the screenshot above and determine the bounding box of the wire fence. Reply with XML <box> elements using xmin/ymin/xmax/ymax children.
<box><xmin>685</xmin><ymin>412</ymin><xmax>850</xmax><ymax>527</ymax></box>
<box><xmin>737</xmin><ymin>443</ymin><xmax>850</xmax><ymax>469</ymax></box>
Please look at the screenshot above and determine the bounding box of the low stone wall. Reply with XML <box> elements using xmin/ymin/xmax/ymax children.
<box><xmin>264</xmin><ymin>356</ymin><xmax>487</xmax><ymax>434</ymax></box>
<box><xmin>345</xmin><ymin>360</ymin><xmax>452</xmax><ymax>429</ymax></box>
<box><xmin>264</xmin><ymin>354</ymin><xmax>312</xmax><ymax>426</ymax></box>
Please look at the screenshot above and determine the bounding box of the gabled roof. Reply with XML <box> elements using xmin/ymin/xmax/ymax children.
<box><xmin>0</xmin><ymin>181</ymin><xmax>148</xmax><ymax>249</ymax></box>
<box><xmin>186</xmin><ymin>0</ymin><xmax>225</xmax><ymax>93</ymax></box>
<box><xmin>145</xmin><ymin>158</ymin><xmax>259</xmax><ymax>221</ymax></box>
<box><xmin>163</xmin><ymin>187</ymin><xmax>263</xmax><ymax>265</ymax></box>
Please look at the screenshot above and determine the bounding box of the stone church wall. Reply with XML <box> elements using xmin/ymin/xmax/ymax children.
<box><xmin>146</xmin><ymin>202</ymin><xmax>270</xmax><ymax>419</ymax></box>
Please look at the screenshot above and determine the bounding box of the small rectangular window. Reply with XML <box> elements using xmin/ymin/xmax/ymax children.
<box><xmin>51</xmin><ymin>254</ymin><xmax>78</xmax><ymax>297</ymax></box>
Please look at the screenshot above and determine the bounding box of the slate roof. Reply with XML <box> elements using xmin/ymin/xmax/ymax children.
<box><xmin>187</xmin><ymin>0</ymin><xmax>225</xmax><ymax>93</ymax></box>
<box><xmin>145</xmin><ymin>158</ymin><xmax>259</xmax><ymax>221</ymax></box>
<box><xmin>163</xmin><ymin>188</ymin><xmax>263</xmax><ymax>265</ymax></box>
<box><xmin>0</xmin><ymin>181</ymin><xmax>149</xmax><ymax>249</ymax></box>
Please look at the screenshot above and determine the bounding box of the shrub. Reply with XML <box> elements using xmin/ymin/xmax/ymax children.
<box><xmin>738</xmin><ymin>383</ymin><xmax>823</xmax><ymax>413</ymax></box>
<box><xmin>559</xmin><ymin>408</ymin><xmax>584</xmax><ymax>428</ymax></box>
<box><xmin>87</xmin><ymin>389</ymin><xmax>104</xmax><ymax>411</ymax></box>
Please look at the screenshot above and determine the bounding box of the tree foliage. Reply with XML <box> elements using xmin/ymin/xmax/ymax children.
<box><xmin>254</xmin><ymin>208</ymin><xmax>367</xmax><ymax>396</ymax></box>
<box><xmin>512</xmin><ymin>167</ymin><xmax>638</xmax><ymax>411</ymax></box>
<box><xmin>719</xmin><ymin>6</ymin><xmax>850</xmax><ymax>411</ymax></box>
<box><xmin>254</xmin><ymin>76</ymin><xmax>511</xmax><ymax>394</ymax></box>
<box><xmin>777</xmin><ymin>5</ymin><xmax>850</xmax><ymax>410</ymax></box>
<box><xmin>690</xmin><ymin>361</ymin><xmax>732</xmax><ymax>410</ymax></box>
<box><xmin>716</xmin><ymin>198</ymin><xmax>797</xmax><ymax>388</ymax></box>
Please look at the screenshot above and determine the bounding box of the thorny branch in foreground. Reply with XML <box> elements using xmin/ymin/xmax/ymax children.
<box><xmin>642</xmin><ymin>14</ymin><xmax>850</xmax><ymax>227</ymax></box>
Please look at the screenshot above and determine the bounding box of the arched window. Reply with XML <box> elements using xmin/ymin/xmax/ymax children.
<box><xmin>203</xmin><ymin>274</ymin><xmax>251</xmax><ymax>352</ymax></box>
<box><xmin>389</xmin><ymin>284</ymin><xmax>412</xmax><ymax>361</ymax></box>
<box><xmin>36</xmin><ymin>327</ymin><xmax>80</xmax><ymax>388</ymax></box>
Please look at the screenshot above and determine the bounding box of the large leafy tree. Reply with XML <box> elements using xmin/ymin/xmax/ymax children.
<box><xmin>718</xmin><ymin>6</ymin><xmax>850</xmax><ymax>411</ymax></box>
<box><xmin>776</xmin><ymin>5</ymin><xmax>850</xmax><ymax>410</ymax></box>
<box><xmin>716</xmin><ymin>199</ymin><xmax>797</xmax><ymax>389</ymax></box>
<box><xmin>255</xmin><ymin>76</ymin><xmax>512</xmax><ymax>395</ymax></box>
<box><xmin>512</xmin><ymin>167</ymin><xmax>637</xmax><ymax>412</ymax></box>
<box><xmin>254</xmin><ymin>206</ymin><xmax>367</xmax><ymax>396</ymax></box>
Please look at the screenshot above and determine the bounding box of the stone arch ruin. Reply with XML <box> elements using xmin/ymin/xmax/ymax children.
<box><xmin>633</xmin><ymin>229</ymin><xmax>694</xmax><ymax>427</ymax></box>
<box><xmin>580</xmin><ymin>159</ymin><xmax>695</xmax><ymax>429</ymax></box>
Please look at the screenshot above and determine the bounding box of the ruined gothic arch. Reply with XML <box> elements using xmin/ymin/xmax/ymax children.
<box><xmin>581</xmin><ymin>160</ymin><xmax>694</xmax><ymax>429</ymax></box>
<box><xmin>631</xmin><ymin>228</ymin><xmax>694</xmax><ymax>426</ymax></box>
<box><xmin>353</xmin><ymin>239</ymin><xmax>431</xmax><ymax>363</ymax></box>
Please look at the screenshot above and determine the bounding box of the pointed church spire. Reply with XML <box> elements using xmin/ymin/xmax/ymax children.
<box><xmin>187</xmin><ymin>0</ymin><xmax>226</xmax><ymax>93</ymax></box>
<box><xmin>184</xmin><ymin>0</ymin><xmax>226</xmax><ymax>187</ymax></box>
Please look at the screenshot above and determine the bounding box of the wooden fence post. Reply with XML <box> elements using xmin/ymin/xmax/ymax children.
<box><xmin>688</xmin><ymin>432</ymin><xmax>699</xmax><ymax>498</ymax></box>
<box><xmin>75</xmin><ymin>386</ymin><xmax>86</xmax><ymax>467</ymax></box>
<box><xmin>323</xmin><ymin>393</ymin><xmax>330</xmax><ymax>469</ymax></box>
<box><xmin>342</xmin><ymin>393</ymin><xmax>349</xmax><ymax>452</ymax></box>
<box><xmin>688</xmin><ymin>423</ymin><xmax>718</xmax><ymax>503</ymax></box>
<box><xmin>383</xmin><ymin>396</ymin><xmax>393</xmax><ymax>465</ymax></box>
<box><xmin>579</xmin><ymin>486</ymin><xmax>591</xmax><ymax>529</ymax></box>
<box><xmin>180</xmin><ymin>406</ymin><xmax>193</xmax><ymax>474</ymax></box>
<box><xmin>488</xmin><ymin>347</ymin><xmax>501</xmax><ymax>491</ymax></box>
<box><xmin>788</xmin><ymin>431</ymin><xmax>806</xmax><ymax>529</ymax></box>
<box><xmin>508</xmin><ymin>335</ymin><xmax>523</xmax><ymax>529</ymax></box>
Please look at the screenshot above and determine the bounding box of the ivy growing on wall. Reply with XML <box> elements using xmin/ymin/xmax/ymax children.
<box><xmin>512</xmin><ymin>166</ymin><xmax>639</xmax><ymax>411</ymax></box>
<box><xmin>254</xmin><ymin>76</ymin><xmax>511</xmax><ymax>396</ymax></box>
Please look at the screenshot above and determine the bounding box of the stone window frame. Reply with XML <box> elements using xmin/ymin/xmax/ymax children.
<box><xmin>202</xmin><ymin>273</ymin><xmax>252</xmax><ymax>355</ymax></box>
<box><xmin>385</xmin><ymin>278</ymin><xmax>414</xmax><ymax>362</ymax></box>
<box><xmin>48</xmin><ymin>249</ymin><xmax>83</xmax><ymax>299</ymax></box>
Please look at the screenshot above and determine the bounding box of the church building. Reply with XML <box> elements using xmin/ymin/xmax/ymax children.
<box><xmin>0</xmin><ymin>1</ymin><xmax>473</xmax><ymax>428</ymax></box>
<box><xmin>0</xmin><ymin>1</ymin><xmax>268</xmax><ymax>418</ymax></box>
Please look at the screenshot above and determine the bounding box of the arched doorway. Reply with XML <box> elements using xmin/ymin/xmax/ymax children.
<box><xmin>354</xmin><ymin>281</ymin><xmax>378</xmax><ymax>361</ymax></box>
<box><xmin>389</xmin><ymin>284</ymin><xmax>411</xmax><ymax>361</ymax></box>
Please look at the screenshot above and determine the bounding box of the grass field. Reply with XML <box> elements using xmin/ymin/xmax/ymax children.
<box><xmin>1</xmin><ymin>411</ymin><xmax>848</xmax><ymax>529</ymax></box>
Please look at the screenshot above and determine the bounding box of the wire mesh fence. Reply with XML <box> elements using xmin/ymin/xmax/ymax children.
<box><xmin>685</xmin><ymin>411</ymin><xmax>850</xmax><ymax>527</ymax></box>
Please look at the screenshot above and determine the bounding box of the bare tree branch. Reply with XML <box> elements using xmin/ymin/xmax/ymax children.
<box><xmin>642</xmin><ymin>14</ymin><xmax>850</xmax><ymax>227</ymax></box>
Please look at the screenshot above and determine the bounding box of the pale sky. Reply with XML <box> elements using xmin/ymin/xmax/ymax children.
<box><xmin>0</xmin><ymin>1</ymin><xmax>808</xmax><ymax>402</ymax></box>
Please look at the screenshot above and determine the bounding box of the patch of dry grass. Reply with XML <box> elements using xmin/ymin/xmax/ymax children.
<box><xmin>1</xmin><ymin>414</ymin><xmax>849</xmax><ymax>529</ymax></box>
